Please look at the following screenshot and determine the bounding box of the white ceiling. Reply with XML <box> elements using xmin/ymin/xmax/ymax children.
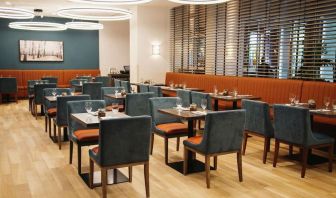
<box><xmin>0</xmin><ymin>0</ymin><xmax>179</xmax><ymax>17</ymax></box>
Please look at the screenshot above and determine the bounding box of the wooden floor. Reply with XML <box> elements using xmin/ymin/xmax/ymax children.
<box><xmin>0</xmin><ymin>100</ymin><xmax>336</xmax><ymax>198</ymax></box>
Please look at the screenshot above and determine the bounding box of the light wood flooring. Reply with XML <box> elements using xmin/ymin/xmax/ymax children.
<box><xmin>0</xmin><ymin>100</ymin><xmax>335</xmax><ymax>198</ymax></box>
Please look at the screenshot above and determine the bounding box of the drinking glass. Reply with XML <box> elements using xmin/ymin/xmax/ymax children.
<box><xmin>169</xmin><ymin>81</ymin><xmax>174</xmax><ymax>89</ymax></box>
<box><xmin>114</xmin><ymin>90</ymin><xmax>119</xmax><ymax>97</ymax></box>
<box><xmin>85</xmin><ymin>102</ymin><xmax>92</xmax><ymax>113</ymax></box>
<box><xmin>52</xmin><ymin>88</ymin><xmax>57</xmax><ymax>97</ymax></box>
<box><xmin>182</xmin><ymin>83</ymin><xmax>187</xmax><ymax>90</ymax></box>
<box><xmin>289</xmin><ymin>93</ymin><xmax>296</xmax><ymax>105</ymax></box>
<box><xmin>176</xmin><ymin>97</ymin><xmax>182</xmax><ymax>109</ymax></box>
<box><xmin>201</xmin><ymin>99</ymin><xmax>207</xmax><ymax>111</ymax></box>
<box><xmin>324</xmin><ymin>97</ymin><xmax>330</xmax><ymax>110</ymax></box>
<box><xmin>233</xmin><ymin>89</ymin><xmax>238</xmax><ymax>97</ymax></box>
<box><xmin>213</xmin><ymin>85</ymin><xmax>218</xmax><ymax>95</ymax></box>
<box><xmin>332</xmin><ymin>99</ymin><xmax>336</xmax><ymax>111</ymax></box>
<box><xmin>111</xmin><ymin>103</ymin><xmax>119</xmax><ymax>113</ymax></box>
<box><xmin>79</xmin><ymin>81</ymin><xmax>83</xmax><ymax>86</ymax></box>
<box><xmin>70</xmin><ymin>88</ymin><xmax>75</xmax><ymax>96</ymax></box>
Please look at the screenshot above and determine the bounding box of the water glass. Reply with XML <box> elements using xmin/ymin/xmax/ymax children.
<box><xmin>213</xmin><ymin>86</ymin><xmax>218</xmax><ymax>95</ymax></box>
<box><xmin>201</xmin><ymin>99</ymin><xmax>207</xmax><ymax>111</ymax></box>
<box><xmin>85</xmin><ymin>102</ymin><xmax>92</xmax><ymax>113</ymax></box>
<box><xmin>176</xmin><ymin>97</ymin><xmax>182</xmax><ymax>109</ymax></box>
<box><xmin>182</xmin><ymin>83</ymin><xmax>187</xmax><ymax>90</ymax></box>
<box><xmin>52</xmin><ymin>88</ymin><xmax>57</xmax><ymax>97</ymax></box>
<box><xmin>111</xmin><ymin>103</ymin><xmax>119</xmax><ymax>113</ymax></box>
<box><xmin>289</xmin><ymin>93</ymin><xmax>296</xmax><ymax>105</ymax></box>
<box><xmin>324</xmin><ymin>97</ymin><xmax>330</xmax><ymax>110</ymax></box>
<box><xmin>70</xmin><ymin>88</ymin><xmax>75</xmax><ymax>96</ymax></box>
<box><xmin>233</xmin><ymin>89</ymin><xmax>238</xmax><ymax>97</ymax></box>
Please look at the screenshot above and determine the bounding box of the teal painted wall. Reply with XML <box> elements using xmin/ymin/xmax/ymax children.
<box><xmin>0</xmin><ymin>17</ymin><xmax>99</xmax><ymax>70</ymax></box>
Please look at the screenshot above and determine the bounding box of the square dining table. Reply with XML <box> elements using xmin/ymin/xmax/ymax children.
<box><xmin>210</xmin><ymin>94</ymin><xmax>261</xmax><ymax>110</ymax></box>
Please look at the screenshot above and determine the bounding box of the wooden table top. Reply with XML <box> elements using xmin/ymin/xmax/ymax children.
<box><xmin>158</xmin><ymin>108</ymin><xmax>211</xmax><ymax>120</ymax></box>
<box><xmin>104</xmin><ymin>94</ymin><xmax>126</xmax><ymax>99</ymax></box>
<box><xmin>160</xmin><ymin>86</ymin><xmax>204</xmax><ymax>92</ymax></box>
<box><xmin>210</xmin><ymin>94</ymin><xmax>261</xmax><ymax>101</ymax></box>
<box><xmin>71</xmin><ymin>112</ymin><xmax>129</xmax><ymax>127</ymax></box>
<box><xmin>131</xmin><ymin>82</ymin><xmax>166</xmax><ymax>86</ymax></box>
<box><xmin>45</xmin><ymin>96</ymin><xmax>58</xmax><ymax>102</ymax></box>
<box><xmin>271</xmin><ymin>103</ymin><xmax>336</xmax><ymax>118</ymax></box>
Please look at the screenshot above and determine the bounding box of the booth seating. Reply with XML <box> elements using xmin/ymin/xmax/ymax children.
<box><xmin>0</xmin><ymin>77</ymin><xmax>18</xmax><ymax>103</ymax></box>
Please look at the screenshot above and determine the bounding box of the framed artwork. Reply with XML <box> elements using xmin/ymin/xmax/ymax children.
<box><xmin>19</xmin><ymin>40</ymin><xmax>64</xmax><ymax>62</ymax></box>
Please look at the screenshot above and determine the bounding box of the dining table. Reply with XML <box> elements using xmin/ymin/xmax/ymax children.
<box><xmin>104</xmin><ymin>94</ymin><xmax>126</xmax><ymax>107</ymax></box>
<box><xmin>158</xmin><ymin>108</ymin><xmax>214</xmax><ymax>174</ymax></box>
<box><xmin>210</xmin><ymin>94</ymin><xmax>261</xmax><ymax>110</ymax></box>
<box><xmin>70</xmin><ymin>111</ymin><xmax>130</xmax><ymax>187</ymax></box>
<box><xmin>161</xmin><ymin>86</ymin><xmax>205</xmax><ymax>96</ymax></box>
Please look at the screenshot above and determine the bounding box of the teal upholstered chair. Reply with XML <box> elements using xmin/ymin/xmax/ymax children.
<box><xmin>176</xmin><ymin>89</ymin><xmax>191</xmax><ymax>107</ymax></box>
<box><xmin>28</xmin><ymin>80</ymin><xmax>49</xmax><ymax>111</ymax></box>
<box><xmin>54</xmin><ymin>95</ymin><xmax>91</xmax><ymax>149</ymax></box>
<box><xmin>183</xmin><ymin>110</ymin><xmax>246</xmax><ymax>188</ymax></box>
<box><xmin>125</xmin><ymin>92</ymin><xmax>155</xmax><ymax>116</ymax></box>
<box><xmin>139</xmin><ymin>84</ymin><xmax>149</xmax><ymax>93</ymax></box>
<box><xmin>114</xmin><ymin>79</ymin><xmax>121</xmax><ymax>87</ymax></box>
<box><xmin>33</xmin><ymin>83</ymin><xmax>57</xmax><ymax>119</ymax></box>
<box><xmin>89</xmin><ymin>116</ymin><xmax>151</xmax><ymax>198</ymax></box>
<box><xmin>241</xmin><ymin>99</ymin><xmax>274</xmax><ymax>164</ymax></box>
<box><xmin>77</xmin><ymin>76</ymin><xmax>93</xmax><ymax>81</ymax></box>
<box><xmin>43</xmin><ymin>88</ymin><xmax>70</xmax><ymax>136</ymax></box>
<box><xmin>67</xmin><ymin>100</ymin><xmax>105</xmax><ymax>174</ymax></box>
<box><xmin>191</xmin><ymin>91</ymin><xmax>212</xmax><ymax>110</ymax></box>
<box><xmin>70</xmin><ymin>79</ymin><xmax>88</xmax><ymax>92</ymax></box>
<box><xmin>0</xmin><ymin>77</ymin><xmax>18</xmax><ymax>103</ymax></box>
<box><xmin>273</xmin><ymin>105</ymin><xmax>334</xmax><ymax>178</ymax></box>
<box><xmin>95</xmin><ymin>76</ymin><xmax>110</xmax><ymax>87</ymax></box>
<box><xmin>149</xmin><ymin>97</ymin><xmax>188</xmax><ymax>164</ymax></box>
<box><xmin>82</xmin><ymin>82</ymin><xmax>103</xmax><ymax>100</ymax></box>
<box><xmin>120</xmin><ymin>80</ymin><xmax>131</xmax><ymax>93</ymax></box>
<box><xmin>101</xmin><ymin>87</ymin><xmax>125</xmax><ymax>111</ymax></box>
<box><xmin>41</xmin><ymin>77</ymin><xmax>58</xmax><ymax>84</ymax></box>
<box><xmin>148</xmin><ymin>86</ymin><xmax>162</xmax><ymax>97</ymax></box>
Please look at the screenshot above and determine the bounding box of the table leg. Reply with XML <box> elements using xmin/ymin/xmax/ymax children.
<box><xmin>63</xmin><ymin>127</ymin><xmax>69</xmax><ymax>141</ymax></box>
<box><xmin>233</xmin><ymin>101</ymin><xmax>238</xmax><ymax>110</ymax></box>
<box><xmin>214</xmin><ymin>99</ymin><xmax>219</xmax><ymax>111</ymax></box>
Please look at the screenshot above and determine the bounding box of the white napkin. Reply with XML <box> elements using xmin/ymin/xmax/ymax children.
<box><xmin>191</xmin><ymin>111</ymin><xmax>207</xmax><ymax>115</ymax></box>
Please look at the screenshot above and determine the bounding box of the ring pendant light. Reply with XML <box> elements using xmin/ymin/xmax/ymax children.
<box><xmin>66</xmin><ymin>21</ymin><xmax>104</xmax><ymax>30</ymax></box>
<box><xmin>0</xmin><ymin>7</ymin><xmax>34</xmax><ymax>19</ymax></box>
<box><xmin>9</xmin><ymin>22</ymin><xmax>67</xmax><ymax>31</ymax></box>
<box><xmin>168</xmin><ymin>0</ymin><xmax>230</xmax><ymax>4</ymax></box>
<box><xmin>69</xmin><ymin>0</ymin><xmax>152</xmax><ymax>5</ymax></box>
<box><xmin>57</xmin><ymin>7</ymin><xmax>132</xmax><ymax>21</ymax></box>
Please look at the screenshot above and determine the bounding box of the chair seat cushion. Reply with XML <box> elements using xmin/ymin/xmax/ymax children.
<box><xmin>47</xmin><ymin>108</ymin><xmax>57</xmax><ymax>116</ymax></box>
<box><xmin>106</xmin><ymin>105</ymin><xmax>124</xmax><ymax>112</ymax></box>
<box><xmin>155</xmin><ymin>122</ymin><xmax>188</xmax><ymax>136</ymax></box>
<box><xmin>185</xmin><ymin>136</ymin><xmax>203</xmax><ymax>145</ymax></box>
<box><xmin>91</xmin><ymin>146</ymin><xmax>99</xmax><ymax>154</ymax></box>
<box><xmin>73</xmin><ymin>129</ymin><xmax>99</xmax><ymax>141</ymax></box>
<box><xmin>310</xmin><ymin>132</ymin><xmax>334</xmax><ymax>146</ymax></box>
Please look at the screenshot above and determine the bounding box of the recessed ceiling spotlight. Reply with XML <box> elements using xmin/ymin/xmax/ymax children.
<box><xmin>66</xmin><ymin>21</ymin><xmax>104</xmax><ymax>30</ymax></box>
<box><xmin>5</xmin><ymin>1</ymin><xmax>12</xmax><ymax>6</ymax></box>
<box><xmin>69</xmin><ymin>0</ymin><xmax>152</xmax><ymax>5</ymax></box>
<box><xmin>0</xmin><ymin>7</ymin><xmax>34</xmax><ymax>19</ymax></box>
<box><xmin>57</xmin><ymin>7</ymin><xmax>132</xmax><ymax>21</ymax></box>
<box><xmin>168</xmin><ymin>0</ymin><xmax>230</xmax><ymax>4</ymax></box>
<box><xmin>9</xmin><ymin>22</ymin><xmax>67</xmax><ymax>31</ymax></box>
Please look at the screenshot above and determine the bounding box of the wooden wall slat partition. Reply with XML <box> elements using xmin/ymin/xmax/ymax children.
<box><xmin>0</xmin><ymin>69</ymin><xmax>100</xmax><ymax>98</ymax></box>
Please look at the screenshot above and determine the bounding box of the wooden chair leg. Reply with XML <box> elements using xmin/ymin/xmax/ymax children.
<box><xmin>53</xmin><ymin>122</ymin><xmax>56</xmax><ymax>139</ymax></box>
<box><xmin>48</xmin><ymin>117</ymin><xmax>52</xmax><ymax>136</ymax></box>
<box><xmin>45</xmin><ymin>116</ymin><xmax>48</xmax><ymax>132</ymax></box>
<box><xmin>176</xmin><ymin>137</ymin><xmax>180</xmax><ymax>151</ymax></box>
<box><xmin>242</xmin><ymin>132</ymin><xmax>248</xmax><ymax>155</ymax></box>
<box><xmin>289</xmin><ymin>144</ymin><xmax>293</xmax><ymax>156</ymax></box>
<box><xmin>205</xmin><ymin>155</ymin><xmax>211</xmax><ymax>188</ymax></box>
<box><xmin>35</xmin><ymin>104</ymin><xmax>38</xmax><ymax>120</ymax></box>
<box><xmin>101</xmin><ymin>168</ymin><xmax>107</xmax><ymax>198</ymax></box>
<box><xmin>150</xmin><ymin>133</ymin><xmax>154</xmax><ymax>155</ymax></box>
<box><xmin>144</xmin><ymin>162</ymin><xmax>150</xmax><ymax>198</ymax></box>
<box><xmin>301</xmin><ymin>147</ymin><xmax>308</xmax><ymax>178</ymax></box>
<box><xmin>328</xmin><ymin>144</ymin><xmax>334</xmax><ymax>172</ymax></box>
<box><xmin>183</xmin><ymin>147</ymin><xmax>188</xmax><ymax>175</ymax></box>
<box><xmin>273</xmin><ymin>139</ymin><xmax>280</xmax><ymax>167</ymax></box>
<box><xmin>213</xmin><ymin>156</ymin><xmax>217</xmax><ymax>170</ymax></box>
<box><xmin>78</xmin><ymin>145</ymin><xmax>82</xmax><ymax>174</ymax></box>
<box><xmin>89</xmin><ymin>158</ymin><xmax>94</xmax><ymax>188</ymax></box>
<box><xmin>237</xmin><ymin>151</ymin><xmax>243</xmax><ymax>182</ymax></box>
<box><xmin>128</xmin><ymin>166</ymin><xmax>133</xmax><ymax>182</ymax></box>
<box><xmin>58</xmin><ymin>126</ymin><xmax>62</xmax><ymax>150</ymax></box>
<box><xmin>69</xmin><ymin>141</ymin><xmax>73</xmax><ymax>164</ymax></box>
<box><xmin>263</xmin><ymin>137</ymin><xmax>270</xmax><ymax>164</ymax></box>
<box><xmin>164</xmin><ymin>138</ymin><xmax>168</xmax><ymax>165</ymax></box>
<box><xmin>267</xmin><ymin>138</ymin><xmax>271</xmax><ymax>152</ymax></box>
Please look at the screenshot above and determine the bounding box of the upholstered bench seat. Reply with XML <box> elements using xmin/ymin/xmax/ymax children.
<box><xmin>156</xmin><ymin>123</ymin><xmax>188</xmax><ymax>135</ymax></box>
<box><xmin>73</xmin><ymin>129</ymin><xmax>99</xmax><ymax>141</ymax></box>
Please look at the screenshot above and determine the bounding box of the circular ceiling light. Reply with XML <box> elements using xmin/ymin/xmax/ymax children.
<box><xmin>168</xmin><ymin>0</ymin><xmax>230</xmax><ymax>4</ymax></box>
<box><xmin>66</xmin><ymin>21</ymin><xmax>104</xmax><ymax>30</ymax></box>
<box><xmin>8</xmin><ymin>22</ymin><xmax>67</xmax><ymax>31</ymax></box>
<box><xmin>57</xmin><ymin>8</ymin><xmax>132</xmax><ymax>21</ymax></box>
<box><xmin>0</xmin><ymin>7</ymin><xmax>34</xmax><ymax>19</ymax></box>
<box><xmin>69</xmin><ymin>0</ymin><xmax>152</xmax><ymax>5</ymax></box>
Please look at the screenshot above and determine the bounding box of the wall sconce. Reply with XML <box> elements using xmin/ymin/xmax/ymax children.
<box><xmin>152</xmin><ymin>43</ymin><xmax>160</xmax><ymax>55</ymax></box>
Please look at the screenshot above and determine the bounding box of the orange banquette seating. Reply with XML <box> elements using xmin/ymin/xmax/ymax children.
<box><xmin>0</xmin><ymin>69</ymin><xmax>100</xmax><ymax>98</ymax></box>
<box><xmin>165</xmin><ymin>72</ymin><xmax>336</xmax><ymax>136</ymax></box>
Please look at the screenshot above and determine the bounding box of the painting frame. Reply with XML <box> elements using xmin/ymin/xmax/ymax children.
<box><xmin>19</xmin><ymin>40</ymin><xmax>64</xmax><ymax>62</ymax></box>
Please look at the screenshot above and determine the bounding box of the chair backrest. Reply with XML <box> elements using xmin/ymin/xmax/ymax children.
<box><xmin>120</xmin><ymin>80</ymin><xmax>131</xmax><ymax>93</ymax></box>
<box><xmin>125</xmin><ymin>92</ymin><xmax>155</xmax><ymax>116</ymax></box>
<box><xmin>77</xmin><ymin>76</ymin><xmax>93</xmax><ymax>81</ymax></box>
<box><xmin>95</xmin><ymin>76</ymin><xmax>110</xmax><ymax>87</ymax></box>
<box><xmin>114</xmin><ymin>79</ymin><xmax>121</xmax><ymax>87</ymax></box>
<box><xmin>82</xmin><ymin>82</ymin><xmax>103</xmax><ymax>100</ymax></box>
<box><xmin>273</xmin><ymin>105</ymin><xmax>313</xmax><ymax>145</ymax></box>
<box><xmin>101</xmin><ymin>87</ymin><xmax>124</xmax><ymax>106</ymax></box>
<box><xmin>70</xmin><ymin>79</ymin><xmax>88</xmax><ymax>92</ymax></box>
<box><xmin>43</xmin><ymin>88</ymin><xmax>71</xmax><ymax>110</ymax></box>
<box><xmin>96</xmin><ymin>116</ymin><xmax>152</xmax><ymax>166</ymax></box>
<box><xmin>176</xmin><ymin>89</ymin><xmax>191</xmax><ymax>107</ymax></box>
<box><xmin>191</xmin><ymin>91</ymin><xmax>212</xmax><ymax>110</ymax></box>
<box><xmin>196</xmin><ymin>110</ymin><xmax>246</xmax><ymax>154</ymax></box>
<box><xmin>149</xmin><ymin>97</ymin><xmax>182</xmax><ymax>125</ymax></box>
<box><xmin>34</xmin><ymin>83</ymin><xmax>57</xmax><ymax>104</ymax></box>
<box><xmin>148</xmin><ymin>86</ymin><xmax>162</xmax><ymax>97</ymax></box>
<box><xmin>56</xmin><ymin>95</ymin><xmax>91</xmax><ymax>126</ymax></box>
<box><xmin>28</xmin><ymin>80</ymin><xmax>49</xmax><ymax>95</ymax></box>
<box><xmin>139</xmin><ymin>84</ymin><xmax>149</xmax><ymax>93</ymax></box>
<box><xmin>67</xmin><ymin>100</ymin><xmax>105</xmax><ymax>135</ymax></box>
<box><xmin>0</xmin><ymin>77</ymin><xmax>17</xmax><ymax>94</ymax></box>
<box><xmin>41</xmin><ymin>77</ymin><xmax>58</xmax><ymax>84</ymax></box>
<box><xmin>242</xmin><ymin>99</ymin><xmax>274</xmax><ymax>137</ymax></box>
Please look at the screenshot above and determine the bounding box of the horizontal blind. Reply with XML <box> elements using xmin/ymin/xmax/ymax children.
<box><xmin>170</xmin><ymin>0</ymin><xmax>336</xmax><ymax>82</ymax></box>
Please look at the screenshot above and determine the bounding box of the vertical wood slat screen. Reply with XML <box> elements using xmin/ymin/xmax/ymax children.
<box><xmin>170</xmin><ymin>0</ymin><xmax>336</xmax><ymax>82</ymax></box>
